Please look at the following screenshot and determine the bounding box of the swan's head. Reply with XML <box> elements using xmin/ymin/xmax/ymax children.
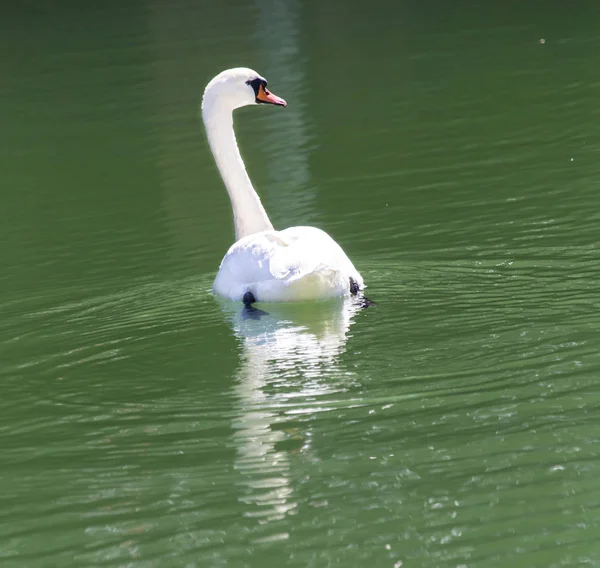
<box><xmin>202</xmin><ymin>67</ymin><xmax>287</xmax><ymax>114</ymax></box>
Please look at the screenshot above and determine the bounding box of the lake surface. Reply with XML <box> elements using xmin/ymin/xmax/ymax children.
<box><xmin>2</xmin><ymin>1</ymin><xmax>600</xmax><ymax>566</ymax></box>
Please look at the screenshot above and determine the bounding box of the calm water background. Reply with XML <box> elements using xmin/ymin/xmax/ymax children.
<box><xmin>2</xmin><ymin>1</ymin><xmax>600</xmax><ymax>566</ymax></box>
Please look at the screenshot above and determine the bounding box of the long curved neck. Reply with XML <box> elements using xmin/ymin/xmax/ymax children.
<box><xmin>202</xmin><ymin>104</ymin><xmax>273</xmax><ymax>241</ymax></box>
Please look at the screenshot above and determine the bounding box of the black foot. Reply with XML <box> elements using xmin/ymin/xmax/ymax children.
<box><xmin>242</xmin><ymin>291</ymin><xmax>256</xmax><ymax>308</ymax></box>
<box><xmin>241</xmin><ymin>291</ymin><xmax>269</xmax><ymax>319</ymax></box>
<box><xmin>360</xmin><ymin>296</ymin><xmax>376</xmax><ymax>308</ymax></box>
<box><xmin>349</xmin><ymin>277</ymin><xmax>375</xmax><ymax>307</ymax></box>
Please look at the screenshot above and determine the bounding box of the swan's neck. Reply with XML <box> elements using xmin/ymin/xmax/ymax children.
<box><xmin>203</xmin><ymin>104</ymin><xmax>273</xmax><ymax>241</ymax></box>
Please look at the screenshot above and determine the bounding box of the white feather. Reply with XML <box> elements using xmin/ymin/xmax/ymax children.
<box><xmin>213</xmin><ymin>226</ymin><xmax>363</xmax><ymax>302</ymax></box>
<box><xmin>203</xmin><ymin>68</ymin><xmax>365</xmax><ymax>303</ymax></box>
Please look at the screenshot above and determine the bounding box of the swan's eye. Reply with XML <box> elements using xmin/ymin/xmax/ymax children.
<box><xmin>247</xmin><ymin>77</ymin><xmax>263</xmax><ymax>98</ymax></box>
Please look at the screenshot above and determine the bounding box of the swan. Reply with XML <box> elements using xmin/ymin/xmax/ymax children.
<box><xmin>202</xmin><ymin>67</ymin><xmax>366</xmax><ymax>305</ymax></box>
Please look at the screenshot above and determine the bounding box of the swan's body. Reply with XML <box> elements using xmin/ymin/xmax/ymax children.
<box><xmin>202</xmin><ymin>68</ymin><xmax>364</xmax><ymax>303</ymax></box>
<box><xmin>214</xmin><ymin>226</ymin><xmax>363</xmax><ymax>302</ymax></box>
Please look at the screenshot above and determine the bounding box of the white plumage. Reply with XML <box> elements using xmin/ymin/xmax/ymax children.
<box><xmin>213</xmin><ymin>226</ymin><xmax>363</xmax><ymax>302</ymax></box>
<box><xmin>202</xmin><ymin>68</ymin><xmax>364</xmax><ymax>303</ymax></box>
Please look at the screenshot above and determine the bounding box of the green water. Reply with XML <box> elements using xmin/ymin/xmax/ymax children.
<box><xmin>3</xmin><ymin>1</ymin><xmax>600</xmax><ymax>566</ymax></box>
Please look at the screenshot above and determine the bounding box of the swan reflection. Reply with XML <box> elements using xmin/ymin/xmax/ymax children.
<box><xmin>221</xmin><ymin>298</ymin><xmax>361</xmax><ymax>525</ymax></box>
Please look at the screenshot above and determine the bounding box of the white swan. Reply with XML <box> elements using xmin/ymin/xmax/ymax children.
<box><xmin>202</xmin><ymin>67</ymin><xmax>365</xmax><ymax>304</ymax></box>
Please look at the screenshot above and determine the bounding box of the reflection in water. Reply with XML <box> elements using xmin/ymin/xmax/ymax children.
<box><xmin>225</xmin><ymin>1</ymin><xmax>332</xmax><ymax>528</ymax></box>
<box><xmin>221</xmin><ymin>299</ymin><xmax>361</xmax><ymax>527</ymax></box>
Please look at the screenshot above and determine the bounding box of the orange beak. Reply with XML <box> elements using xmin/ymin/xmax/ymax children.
<box><xmin>256</xmin><ymin>83</ymin><xmax>287</xmax><ymax>107</ymax></box>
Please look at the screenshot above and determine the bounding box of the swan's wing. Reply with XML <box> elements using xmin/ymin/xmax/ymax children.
<box><xmin>270</xmin><ymin>226</ymin><xmax>362</xmax><ymax>286</ymax></box>
<box><xmin>214</xmin><ymin>228</ymin><xmax>362</xmax><ymax>301</ymax></box>
<box><xmin>268</xmin><ymin>230</ymin><xmax>327</xmax><ymax>282</ymax></box>
<box><xmin>216</xmin><ymin>232</ymin><xmax>283</xmax><ymax>284</ymax></box>
<box><xmin>217</xmin><ymin>230</ymin><xmax>323</xmax><ymax>283</ymax></box>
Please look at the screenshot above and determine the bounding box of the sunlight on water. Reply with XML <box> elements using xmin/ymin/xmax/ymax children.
<box><xmin>3</xmin><ymin>0</ymin><xmax>600</xmax><ymax>566</ymax></box>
